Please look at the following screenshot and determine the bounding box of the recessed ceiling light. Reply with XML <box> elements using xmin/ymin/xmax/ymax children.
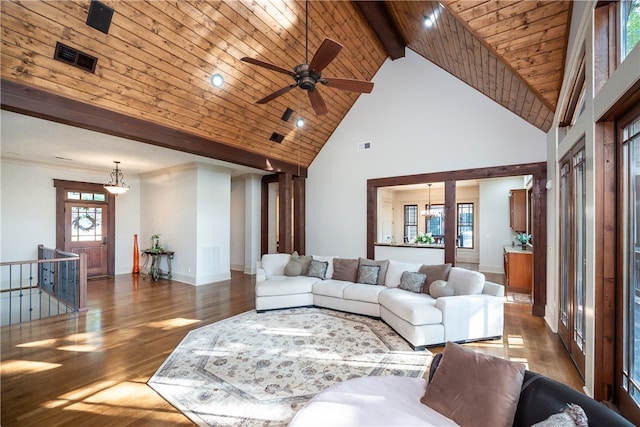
<box><xmin>210</xmin><ymin>73</ymin><xmax>224</xmax><ymax>88</ymax></box>
<box><xmin>296</xmin><ymin>117</ymin><xmax>305</xmax><ymax>128</ymax></box>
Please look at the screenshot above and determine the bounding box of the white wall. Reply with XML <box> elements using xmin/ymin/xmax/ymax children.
<box><xmin>0</xmin><ymin>160</ymin><xmax>140</xmax><ymax>275</ymax></box>
<box><xmin>306</xmin><ymin>48</ymin><xmax>546</xmax><ymax>258</ymax></box>
<box><xmin>478</xmin><ymin>177</ymin><xmax>526</xmax><ymax>273</ymax></box>
<box><xmin>230</xmin><ymin>177</ymin><xmax>245</xmax><ymax>271</ymax></box>
<box><xmin>140</xmin><ymin>163</ymin><xmax>232</xmax><ymax>285</ymax></box>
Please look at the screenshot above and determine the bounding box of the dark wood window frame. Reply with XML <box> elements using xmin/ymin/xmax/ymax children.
<box><xmin>404</xmin><ymin>204</ymin><xmax>418</xmax><ymax>242</ymax></box>
<box><xmin>367</xmin><ymin>162</ymin><xmax>547</xmax><ymax>316</ymax></box>
<box><xmin>457</xmin><ymin>202</ymin><xmax>474</xmax><ymax>249</ymax></box>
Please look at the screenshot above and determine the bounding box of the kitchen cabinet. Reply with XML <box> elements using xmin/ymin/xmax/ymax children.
<box><xmin>503</xmin><ymin>246</ymin><xmax>532</xmax><ymax>293</ymax></box>
<box><xmin>509</xmin><ymin>189</ymin><xmax>527</xmax><ymax>232</ymax></box>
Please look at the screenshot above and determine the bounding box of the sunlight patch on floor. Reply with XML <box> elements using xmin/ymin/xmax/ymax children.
<box><xmin>146</xmin><ymin>318</ymin><xmax>201</xmax><ymax>330</ymax></box>
<box><xmin>16</xmin><ymin>338</ymin><xmax>58</xmax><ymax>348</ymax></box>
<box><xmin>0</xmin><ymin>359</ymin><xmax>61</xmax><ymax>375</ymax></box>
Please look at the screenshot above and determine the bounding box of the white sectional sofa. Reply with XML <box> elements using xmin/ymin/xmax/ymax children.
<box><xmin>255</xmin><ymin>253</ymin><xmax>504</xmax><ymax>349</ymax></box>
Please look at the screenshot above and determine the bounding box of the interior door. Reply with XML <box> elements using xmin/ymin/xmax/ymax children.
<box><xmin>65</xmin><ymin>202</ymin><xmax>108</xmax><ymax>277</ymax></box>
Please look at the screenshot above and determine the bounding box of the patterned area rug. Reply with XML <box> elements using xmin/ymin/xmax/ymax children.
<box><xmin>148</xmin><ymin>307</ymin><xmax>431</xmax><ymax>426</ymax></box>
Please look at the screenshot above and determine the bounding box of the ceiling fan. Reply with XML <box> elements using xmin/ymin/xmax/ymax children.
<box><xmin>240</xmin><ymin>1</ymin><xmax>374</xmax><ymax>116</ymax></box>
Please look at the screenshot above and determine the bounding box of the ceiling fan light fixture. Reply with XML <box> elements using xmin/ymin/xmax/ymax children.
<box><xmin>210</xmin><ymin>73</ymin><xmax>224</xmax><ymax>88</ymax></box>
<box><xmin>104</xmin><ymin>161</ymin><xmax>130</xmax><ymax>195</ymax></box>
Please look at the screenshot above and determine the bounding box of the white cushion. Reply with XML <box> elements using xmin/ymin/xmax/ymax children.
<box><xmin>255</xmin><ymin>276</ymin><xmax>317</xmax><ymax>296</ymax></box>
<box><xmin>261</xmin><ymin>253</ymin><xmax>291</xmax><ymax>278</ymax></box>
<box><xmin>379</xmin><ymin>288</ymin><xmax>441</xmax><ymax>325</ymax></box>
<box><xmin>313</xmin><ymin>280</ymin><xmax>351</xmax><ymax>298</ymax></box>
<box><xmin>312</xmin><ymin>255</ymin><xmax>336</xmax><ymax>279</ymax></box>
<box><xmin>288</xmin><ymin>376</ymin><xmax>458</xmax><ymax>427</ymax></box>
<box><xmin>448</xmin><ymin>267</ymin><xmax>485</xmax><ymax>295</ymax></box>
<box><xmin>343</xmin><ymin>283</ymin><xmax>386</xmax><ymax>303</ymax></box>
<box><xmin>385</xmin><ymin>260</ymin><xmax>422</xmax><ymax>288</ymax></box>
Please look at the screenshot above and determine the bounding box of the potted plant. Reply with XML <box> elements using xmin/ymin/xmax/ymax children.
<box><xmin>413</xmin><ymin>232</ymin><xmax>434</xmax><ymax>245</ymax></box>
<box><xmin>515</xmin><ymin>233</ymin><xmax>531</xmax><ymax>250</ymax></box>
<box><xmin>148</xmin><ymin>234</ymin><xmax>163</xmax><ymax>253</ymax></box>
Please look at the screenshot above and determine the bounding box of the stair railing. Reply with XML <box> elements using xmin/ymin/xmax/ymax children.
<box><xmin>0</xmin><ymin>245</ymin><xmax>87</xmax><ymax>326</ymax></box>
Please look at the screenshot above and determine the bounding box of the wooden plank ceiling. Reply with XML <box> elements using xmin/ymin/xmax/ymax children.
<box><xmin>1</xmin><ymin>1</ymin><xmax>570</xmax><ymax>174</ymax></box>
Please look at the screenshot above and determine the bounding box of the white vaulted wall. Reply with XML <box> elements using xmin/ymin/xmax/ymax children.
<box><xmin>306</xmin><ymin>49</ymin><xmax>547</xmax><ymax>258</ymax></box>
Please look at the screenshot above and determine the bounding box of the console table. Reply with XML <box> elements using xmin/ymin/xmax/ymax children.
<box><xmin>141</xmin><ymin>250</ymin><xmax>174</xmax><ymax>281</ymax></box>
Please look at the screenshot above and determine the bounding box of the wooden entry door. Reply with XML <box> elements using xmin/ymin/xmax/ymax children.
<box><xmin>54</xmin><ymin>180</ymin><xmax>116</xmax><ymax>278</ymax></box>
<box><xmin>65</xmin><ymin>202</ymin><xmax>108</xmax><ymax>277</ymax></box>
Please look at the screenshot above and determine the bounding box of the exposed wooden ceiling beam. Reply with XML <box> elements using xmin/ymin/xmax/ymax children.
<box><xmin>352</xmin><ymin>1</ymin><xmax>406</xmax><ymax>60</ymax></box>
<box><xmin>1</xmin><ymin>80</ymin><xmax>307</xmax><ymax>177</ymax></box>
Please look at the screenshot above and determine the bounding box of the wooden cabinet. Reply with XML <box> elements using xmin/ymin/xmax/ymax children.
<box><xmin>504</xmin><ymin>248</ymin><xmax>532</xmax><ymax>293</ymax></box>
<box><xmin>509</xmin><ymin>189</ymin><xmax>527</xmax><ymax>232</ymax></box>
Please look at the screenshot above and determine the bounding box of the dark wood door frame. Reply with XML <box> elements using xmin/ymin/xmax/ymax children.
<box><xmin>261</xmin><ymin>173</ymin><xmax>306</xmax><ymax>256</ymax></box>
<box><xmin>54</xmin><ymin>180</ymin><xmax>116</xmax><ymax>277</ymax></box>
<box><xmin>367</xmin><ymin>162</ymin><xmax>547</xmax><ymax>316</ymax></box>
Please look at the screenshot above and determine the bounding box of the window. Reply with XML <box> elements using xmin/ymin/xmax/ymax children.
<box><xmin>620</xmin><ymin>113</ymin><xmax>640</xmax><ymax>410</ymax></box>
<box><xmin>457</xmin><ymin>203</ymin><xmax>474</xmax><ymax>248</ymax></box>
<box><xmin>622</xmin><ymin>0</ymin><xmax>640</xmax><ymax>59</ymax></box>
<box><xmin>67</xmin><ymin>191</ymin><xmax>106</xmax><ymax>201</ymax></box>
<box><xmin>425</xmin><ymin>205</ymin><xmax>445</xmax><ymax>237</ymax></box>
<box><xmin>404</xmin><ymin>205</ymin><xmax>418</xmax><ymax>242</ymax></box>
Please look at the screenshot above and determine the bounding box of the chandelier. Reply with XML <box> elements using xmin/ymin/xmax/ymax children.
<box><xmin>421</xmin><ymin>183</ymin><xmax>441</xmax><ymax>219</ymax></box>
<box><xmin>104</xmin><ymin>161</ymin><xmax>130</xmax><ymax>195</ymax></box>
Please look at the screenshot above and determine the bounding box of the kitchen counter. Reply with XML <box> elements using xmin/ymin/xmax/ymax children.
<box><xmin>374</xmin><ymin>243</ymin><xmax>444</xmax><ymax>264</ymax></box>
<box><xmin>504</xmin><ymin>244</ymin><xmax>533</xmax><ymax>254</ymax></box>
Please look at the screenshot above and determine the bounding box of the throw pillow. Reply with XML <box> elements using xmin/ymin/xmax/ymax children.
<box><xmin>284</xmin><ymin>260</ymin><xmax>302</xmax><ymax>276</ymax></box>
<box><xmin>385</xmin><ymin>260</ymin><xmax>422</xmax><ymax>288</ymax></box>
<box><xmin>296</xmin><ymin>255</ymin><xmax>313</xmax><ymax>275</ymax></box>
<box><xmin>312</xmin><ymin>255</ymin><xmax>336</xmax><ymax>279</ymax></box>
<box><xmin>531</xmin><ymin>404</ymin><xmax>588</xmax><ymax>427</ymax></box>
<box><xmin>398</xmin><ymin>271</ymin><xmax>427</xmax><ymax>293</ymax></box>
<box><xmin>429</xmin><ymin>279</ymin><xmax>455</xmax><ymax>298</ymax></box>
<box><xmin>419</xmin><ymin>263</ymin><xmax>452</xmax><ymax>294</ymax></box>
<box><xmin>447</xmin><ymin>267</ymin><xmax>485</xmax><ymax>295</ymax></box>
<box><xmin>307</xmin><ymin>260</ymin><xmax>328</xmax><ymax>279</ymax></box>
<box><xmin>421</xmin><ymin>342</ymin><xmax>525</xmax><ymax>427</ymax></box>
<box><xmin>357</xmin><ymin>264</ymin><xmax>381</xmax><ymax>285</ymax></box>
<box><xmin>357</xmin><ymin>258</ymin><xmax>389</xmax><ymax>285</ymax></box>
<box><xmin>332</xmin><ymin>258</ymin><xmax>359</xmax><ymax>282</ymax></box>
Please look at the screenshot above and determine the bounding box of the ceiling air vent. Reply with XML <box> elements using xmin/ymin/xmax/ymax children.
<box><xmin>269</xmin><ymin>132</ymin><xmax>285</xmax><ymax>143</ymax></box>
<box><xmin>54</xmin><ymin>42</ymin><xmax>97</xmax><ymax>73</ymax></box>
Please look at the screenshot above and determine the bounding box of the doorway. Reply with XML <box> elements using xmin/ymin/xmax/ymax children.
<box><xmin>54</xmin><ymin>180</ymin><xmax>116</xmax><ymax>278</ymax></box>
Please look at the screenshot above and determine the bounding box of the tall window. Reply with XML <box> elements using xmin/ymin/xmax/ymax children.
<box><xmin>404</xmin><ymin>205</ymin><xmax>418</xmax><ymax>242</ymax></box>
<box><xmin>622</xmin><ymin>0</ymin><xmax>640</xmax><ymax>59</ymax></box>
<box><xmin>620</xmin><ymin>113</ymin><xmax>640</xmax><ymax>411</ymax></box>
<box><xmin>425</xmin><ymin>205</ymin><xmax>445</xmax><ymax>237</ymax></box>
<box><xmin>457</xmin><ymin>203</ymin><xmax>474</xmax><ymax>248</ymax></box>
<box><xmin>558</xmin><ymin>143</ymin><xmax>587</xmax><ymax>378</ymax></box>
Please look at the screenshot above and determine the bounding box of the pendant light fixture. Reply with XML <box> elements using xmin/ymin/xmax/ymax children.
<box><xmin>104</xmin><ymin>161</ymin><xmax>129</xmax><ymax>195</ymax></box>
<box><xmin>421</xmin><ymin>183</ymin><xmax>440</xmax><ymax>218</ymax></box>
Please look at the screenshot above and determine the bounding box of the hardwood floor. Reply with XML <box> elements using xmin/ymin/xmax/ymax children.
<box><xmin>1</xmin><ymin>272</ymin><xmax>582</xmax><ymax>426</ymax></box>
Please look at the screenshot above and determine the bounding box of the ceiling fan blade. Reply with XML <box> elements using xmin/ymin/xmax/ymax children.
<box><xmin>308</xmin><ymin>38</ymin><xmax>342</xmax><ymax>72</ymax></box>
<box><xmin>241</xmin><ymin>57</ymin><xmax>293</xmax><ymax>76</ymax></box>
<box><xmin>308</xmin><ymin>89</ymin><xmax>328</xmax><ymax>116</ymax></box>
<box><xmin>256</xmin><ymin>84</ymin><xmax>297</xmax><ymax>104</ymax></box>
<box><xmin>322</xmin><ymin>77</ymin><xmax>374</xmax><ymax>93</ymax></box>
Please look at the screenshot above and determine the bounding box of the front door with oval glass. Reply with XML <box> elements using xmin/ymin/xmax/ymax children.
<box><xmin>65</xmin><ymin>202</ymin><xmax>108</xmax><ymax>277</ymax></box>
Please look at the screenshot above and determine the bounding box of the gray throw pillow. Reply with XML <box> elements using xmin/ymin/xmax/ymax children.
<box><xmin>307</xmin><ymin>259</ymin><xmax>328</xmax><ymax>279</ymax></box>
<box><xmin>357</xmin><ymin>257</ymin><xmax>389</xmax><ymax>285</ymax></box>
<box><xmin>429</xmin><ymin>280</ymin><xmax>455</xmax><ymax>298</ymax></box>
<box><xmin>398</xmin><ymin>271</ymin><xmax>427</xmax><ymax>293</ymax></box>
<box><xmin>357</xmin><ymin>264</ymin><xmax>380</xmax><ymax>285</ymax></box>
